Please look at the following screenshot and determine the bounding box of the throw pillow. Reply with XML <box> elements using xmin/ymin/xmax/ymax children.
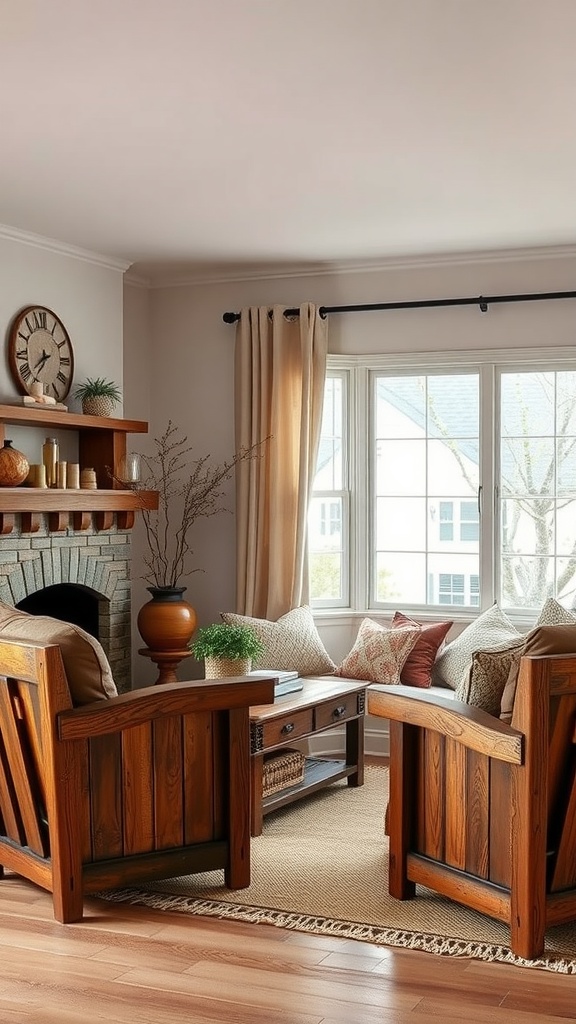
<box><xmin>220</xmin><ymin>605</ymin><xmax>336</xmax><ymax>677</ymax></box>
<box><xmin>456</xmin><ymin>637</ymin><xmax>525</xmax><ymax>716</ymax></box>
<box><xmin>392</xmin><ymin>611</ymin><xmax>453</xmax><ymax>688</ymax></box>
<box><xmin>432</xmin><ymin>603</ymin><xmax>521</xmax><ymax>690</ymax></box>
<box><xmin>0</xmin><ymin>601</ymin><xmax>117</xmax><ymax>705</ymax></box>
<box><xmin>500</xmin><ymin>623</ymin><xmax>576</xmax><ymax>722</ymax></box>
<box><xmin>335</xmin><ymin>617</ymin><xmax>421</xmax><ymax>685</ymax></box>
<box><xmin>535</xmin><ymin>597</ymin><xmax>576</xmax><ymax>626</ymax></box>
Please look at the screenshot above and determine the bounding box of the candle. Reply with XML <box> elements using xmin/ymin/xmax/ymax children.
<box><xmin>67</xmin><ymin>463</ymin><xmax>80</xmax><ymax>489</ymax></box>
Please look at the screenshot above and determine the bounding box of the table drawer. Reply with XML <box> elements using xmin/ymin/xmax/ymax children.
<box><xmin>262</xmin><ymin>708</ymin><xmax>314</xmax><ymax>748</ymax></box>
<box><xmin>315</xmin><ymin>693</ymin><xmax>362</xmax><ymax>731</ymax></box>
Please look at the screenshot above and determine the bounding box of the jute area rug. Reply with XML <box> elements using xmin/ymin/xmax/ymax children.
<box><xmin>100</xmin><ymin>764</ymin><xmax>576</xmax><ymax>974</ymax></box>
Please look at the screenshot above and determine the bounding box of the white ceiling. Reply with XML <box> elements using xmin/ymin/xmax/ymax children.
<box><xmin>2</xmin><ymin>0</ymin><xmax>576</xmax><ymax>279</ymax></box>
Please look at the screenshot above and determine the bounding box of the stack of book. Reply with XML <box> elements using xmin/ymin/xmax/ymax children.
<box><xmin>249</xmin><ymin>668</ymin><xmax>303</xmax><ymax>697</ymax></box>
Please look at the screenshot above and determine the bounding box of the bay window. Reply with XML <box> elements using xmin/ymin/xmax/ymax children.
<box><xmin>310</xmin><ymin>350</ymin><xmax>576</xmax><ymax>616</ymax></box>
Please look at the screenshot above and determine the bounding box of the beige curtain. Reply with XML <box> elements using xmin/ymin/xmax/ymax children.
<box><xmin>234</xmin><ymin>303</ymin><xmax>328</xmax><ymax>619</ymax></box>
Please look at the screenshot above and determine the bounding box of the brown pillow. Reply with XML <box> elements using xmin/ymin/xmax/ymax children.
<box><xmin>0</xmin><ymin>601</ymin><xmax>117</xmax><ymax>705</ymax></box>
<box><xmin>392</xmin><ymin>612</ymin><xmax>453</xmax><ymax>688</ymax></box>
<box><xmin>500</xmin><ymin>623</ymin><xmax>576</xmax><ymax>722</ymax></box>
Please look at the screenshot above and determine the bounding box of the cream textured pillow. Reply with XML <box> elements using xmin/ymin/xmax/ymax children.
<box><xmin>456</xmin><ymin>637</ymin><xmax>525</xmax><ymax>716</ymax></box>
<box><xmin>0</xmin><ymin>601</ymin><xmax>117</xmax><ymax>705</ymax></box>
<box><xmin>220</xmin><ymin>605</ymin><xmax>336</xmax><ymax>677</ymax></box>
<box><xmin>432</xmin><ymin>604</ymin><xmax>521</xmax><ymax>690</ymax></box>
<box><xmin>535</xmin><ymin>597</ymin><xmax>576</xmax><ymax>626</ymax></box>
<box><xmin>335</xmin><ymin>617</ymin><xmax>421</xmax><ymax>685</ymax></box>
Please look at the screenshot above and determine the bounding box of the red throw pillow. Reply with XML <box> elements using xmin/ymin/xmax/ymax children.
<box><xmin>392</xmin><ymin>611</ymin><xmax>453</xmax><ymax>688</ymax></box>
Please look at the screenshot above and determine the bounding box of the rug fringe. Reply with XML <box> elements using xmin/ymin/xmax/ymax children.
<box><xmin>96</xmin><ymin>888</ymin><xmax>576</xmax><ymax>975</ymax></box>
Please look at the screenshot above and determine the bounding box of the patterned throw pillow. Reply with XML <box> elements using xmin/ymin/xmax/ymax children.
<box><xmin>220</xmin><ymin>605</ymin><xmax>336</xmax><ymax>677</ymax></box>
<box><xmin>335</xmin><ymin>617</ymin><xmax>421</xmax><ymax>685</ymax></box>
<box><xmin>456</xmin><ymin>638</ymin><xmax>525</xmax><ymax>716</ymax></box>
<box><xmin>432</xmin><ymin>603</ymin><xmax>521</xmax><ymax>690</ymax></box>
<box><xmin>535</xmin><ymin>597</ymin><xmax>576</xmax><ymax>626</ymax></box>
<box><xmin>392</xmin><ymin>611</ymin><xmax>453</xmax><ymax>688</ymax></box>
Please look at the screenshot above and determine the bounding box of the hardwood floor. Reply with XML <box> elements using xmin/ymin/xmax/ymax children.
<box><xmin>0</xmin><ymin>874</ymin><xmax>574</xmax><ymax>1023</ymax></box>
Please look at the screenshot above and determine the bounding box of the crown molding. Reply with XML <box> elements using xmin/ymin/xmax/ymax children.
<box><xmin>0</xmin><ymin>223</ymin><xmax>131</xmax><ymax>273</ymax></box>
<box><xmin>123</xmin><ymin>269</ymin><xmax>152</xmax><ymax>289</ymax></box>
<box><xmin>136</xmin><ymin>243</ymin><xmax>576</xmax><ymax>289</ymax></box>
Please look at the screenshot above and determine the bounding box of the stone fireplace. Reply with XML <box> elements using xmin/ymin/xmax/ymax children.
<box><xmin>0</xmin><ymin>516</ymin><xmax>133</xmax><ymax>692</ymax></box>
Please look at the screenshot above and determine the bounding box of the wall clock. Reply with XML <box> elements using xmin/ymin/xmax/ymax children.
<box><xmin>8</xmin><ymin>305</ymin><xmax>74</xmax><ymax>402</ymax></box>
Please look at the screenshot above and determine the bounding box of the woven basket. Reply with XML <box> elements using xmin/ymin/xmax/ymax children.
<box><xmin>204</xmin><ymin>656</ymin><xmax>251</xmax><ymax>678</ymax></box>
<box><xmin>262</xmin><ymin>748</ymin><xmax>305</xmax><ymax>798</ymax></box>
<box><xmin>82</xmin><ymin>396</ymin><xmax>114</xmax><ymax>417</ymax></box>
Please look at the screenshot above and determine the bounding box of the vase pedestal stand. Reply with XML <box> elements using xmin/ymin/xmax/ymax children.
<box><xmin>139</xmin><ymin>647</ymin><xmax>193</xmax><ymax>686</ymax></box>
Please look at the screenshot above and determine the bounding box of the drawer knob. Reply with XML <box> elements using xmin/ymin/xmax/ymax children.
<box><xmin>281</xmin><ymin>722</ymin><xmax>295</xmax><ymax>734</ymax></box>
<box><xmin>333</xmin><ymin>705</ymin><xmax>346</xmax><ymax>719</ymax></box>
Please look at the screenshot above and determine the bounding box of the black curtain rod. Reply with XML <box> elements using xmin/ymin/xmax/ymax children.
<box><xmin>222</xmin><ymin>289</ymin><xmax>576</xmax><ymax>324</ymax></box>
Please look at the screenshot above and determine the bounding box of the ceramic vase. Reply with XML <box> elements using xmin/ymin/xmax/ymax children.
<box><xmin>137</xmin><ymin>586</ymin><xmax>197</xmax><ymax>652</ymax></box>
<box><xmin>0</xmin><ymin>440</ymin><xmax>30</xmax><ymax>487</ymax></box>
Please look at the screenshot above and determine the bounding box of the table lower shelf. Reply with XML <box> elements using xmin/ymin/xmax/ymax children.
<box><xmin>262</xmin><ymin>756</ymin><xmax>356</xmax><ymax>816</ymax></box>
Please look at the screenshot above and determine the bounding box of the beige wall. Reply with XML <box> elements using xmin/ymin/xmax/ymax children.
<box><xmin>124</xmin><ymin>249</ymin><xmax>576</xmax><ymax>685</ymax></box>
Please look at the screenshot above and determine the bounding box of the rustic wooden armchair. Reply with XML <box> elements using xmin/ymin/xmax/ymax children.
<box><xmin>0</xmin><ymin>637</ymin><xmax>274</xmax><ymax>922</ymax></box>
<box><xmin>368</xmin><ymin>651</ymin><xmax>576</xmax><ymax>959</ymax></box>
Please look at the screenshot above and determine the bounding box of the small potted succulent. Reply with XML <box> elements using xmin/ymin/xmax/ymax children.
<box><xmin>190</xmin><ymin>622</ymin><xmax>264</xmax><ymax>678</ymax></box>
<box><xmin>74</xmin><ymin>377</ymin><xmax>122</xmax><ymax>417</ymax></box>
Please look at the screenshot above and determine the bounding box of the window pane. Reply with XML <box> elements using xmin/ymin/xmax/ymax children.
<box><xmin>376</xmin><ymin>376</ymin><xmax>425</xmax><ymax>439</ymax></box>
<box><xmin>309</xmin><ymin>551</ymin><xmax>342</xmax><ymax>601</ymax></box>
<box><xmin>499</xmin><ymin>370</ymin><xmax>576</xmax><ymax>611</ymax></box>
<box><xmin>311</xmin><ymin>373</ymin><xmax>347</xmax><ymax>607</ymax></box>
<box><xmin>501</xmin><ymin>439</ymin><xmax>555</xmax><ymax>496</ymax></box>
<box><xmin>375</xmin><ymin>497</ymin><xmax>426</xmax><ymax>551</ymax></box>
<box><xmin>316</xmin><ymin>377</ymin><xmax>343</xmax><ymax>490</ymax></box>
<box><xmin>428</xmin><ymin>554</ymin><xmax>480</xmax><ymax>606</ymax></box>
<box><xmin>428</xmin><ymin>375</ymin><xmax>479</xmax><ymax>438</ymax></box>
<box><xmin>428</xmin><ymin>439</ymin><xmax>479</xmax><ymax>496</ymax></box>
<box><xmin>375</xmin><ymin>552</ymin><xmax>426</xmax><ymax>603</ymax></box>
<box><xmin>376</xmin><ymin>439</ymin><xmax>425</xmax><ymax>496</ymax></box>
<box><xmin>373</xmin><ymin>370</ymin><xmax>479</xmax><ymax>608</ymax></box>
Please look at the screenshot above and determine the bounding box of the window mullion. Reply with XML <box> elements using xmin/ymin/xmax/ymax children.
<box><xmin>480</xmin><ymin>363</ymin><xmax>496</xmax><ymax>610</ymax></box>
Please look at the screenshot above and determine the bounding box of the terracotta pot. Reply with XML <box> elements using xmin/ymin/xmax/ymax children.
<box><xmin>137</xmin><ymin>586</ymin><xmax>197</xmax><ymax>652</ymax></box>
<box><xmin>0</xmin><ymin>440</ymin><xmax>29</xmax><ymax>487</ymax></box>
<box><xmin>204</xmin><ymin>656</ymin><xmax>252</xmax><ymax>678</ymax></box>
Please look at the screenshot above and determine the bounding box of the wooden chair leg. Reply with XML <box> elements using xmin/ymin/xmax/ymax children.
<box><xmin>225</xmin><ymin>708</ymin><xmax>251</xmax><ymax>890</ymax></box>
<box><xmin>388</xmin><ymin>720</ymin><xmax>416</xmax><ymax>900</ymax></box>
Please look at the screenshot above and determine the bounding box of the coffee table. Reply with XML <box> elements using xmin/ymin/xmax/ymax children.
<box><xmin>249</xmin><ymin>677</ymin><xmax>366</xmax><ymax>836</ymax></box>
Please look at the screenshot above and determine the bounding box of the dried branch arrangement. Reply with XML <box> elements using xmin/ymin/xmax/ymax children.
<box><xmin>137</xmin><ymin>421</ymin><xmax>265</xmax><ymax>588</ymax></box>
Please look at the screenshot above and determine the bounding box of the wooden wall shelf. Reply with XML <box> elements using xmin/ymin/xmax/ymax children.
<box><xmin>0</xmin><ymin>404</ymin><xmax>158</xmax><ymax>532</ymax></box>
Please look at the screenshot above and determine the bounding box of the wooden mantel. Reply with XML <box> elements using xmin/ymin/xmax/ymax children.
<box><xmin>0</xmin><ymin>403</ymin><xmax>158</xmax><ymax>534</ymax></box>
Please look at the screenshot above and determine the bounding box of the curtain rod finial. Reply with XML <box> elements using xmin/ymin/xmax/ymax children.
<box><xmin>223</xmin><ymin>311</ymin><xmax>240</xmax><ymax>324</ymax></box>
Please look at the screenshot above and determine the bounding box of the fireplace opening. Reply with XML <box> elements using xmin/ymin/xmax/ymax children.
<box><xmin>18</xmin><ymin>583</ymin><xmax>99</xmax><ymax>639</ymax></box>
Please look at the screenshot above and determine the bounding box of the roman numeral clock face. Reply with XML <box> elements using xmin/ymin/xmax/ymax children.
<box><xmin>8</xmin><ymin>306</ymin><xmax>74</xmax><ymax>402</ymax></box>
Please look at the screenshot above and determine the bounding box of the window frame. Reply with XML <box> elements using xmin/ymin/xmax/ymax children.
<box><xmin>317</xmin><ymin>347</ymin><xmax>576</xmax><ymax>621</ymax></box>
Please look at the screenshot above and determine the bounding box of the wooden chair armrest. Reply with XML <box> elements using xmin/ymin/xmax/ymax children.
<box><xmin>368</xmin><ymin>684</ymin><xmax>523</xmax><ymax>764</ymax></box>
<box><xmin>58</xmin><ymin>675</ymin><xmax>276</xmax><ymax>741</ymax></box>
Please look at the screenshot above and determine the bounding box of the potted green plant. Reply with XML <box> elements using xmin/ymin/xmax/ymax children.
<box><xmin>190</xmin><ymin>622</ymin><xmax>264</xmax><ymax>678</ymax></box>
<box><xmin>74</xmin><ymin>377</ymin><xmax>122</xmax><ymax>417</ymax></box>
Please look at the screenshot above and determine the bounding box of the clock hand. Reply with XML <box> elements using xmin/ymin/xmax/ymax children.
<box><xmin>33</xmin><ymin>350</ymin><xmax>51</xmax><ymax>371</ymax></box>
